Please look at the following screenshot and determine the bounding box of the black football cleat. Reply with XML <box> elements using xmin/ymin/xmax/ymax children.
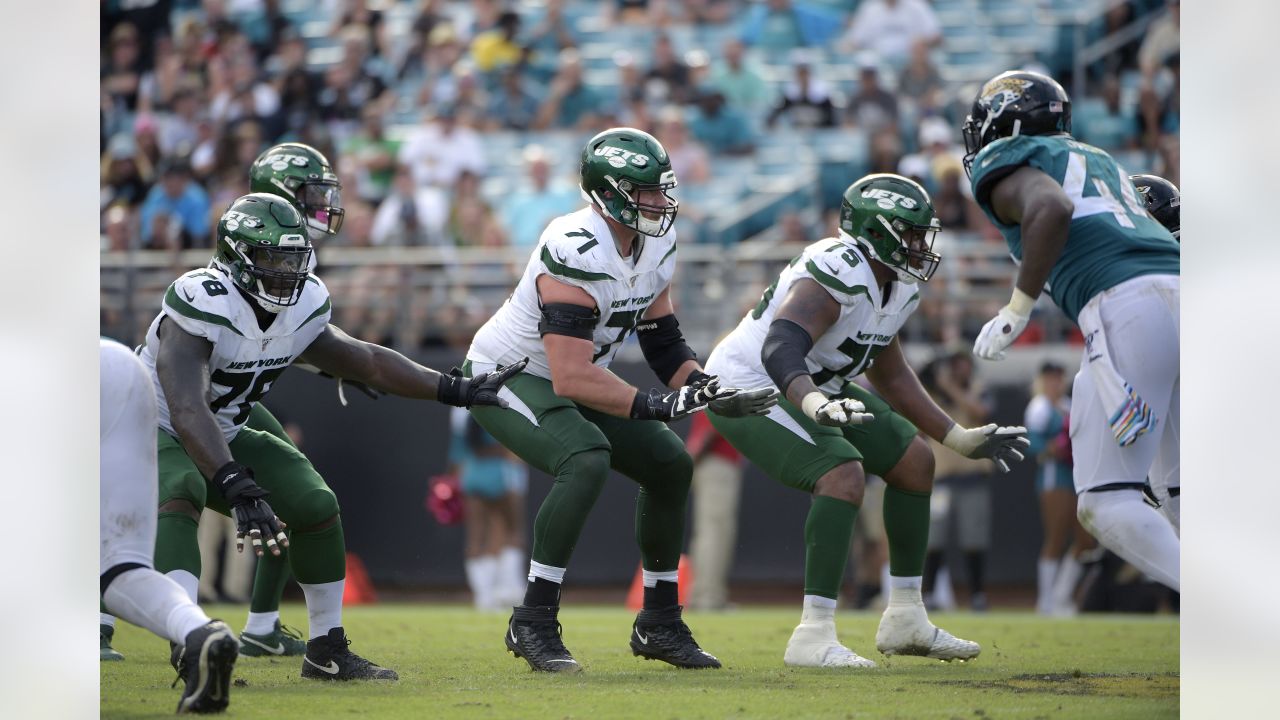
<box><xmin>301</xmin><ymin>627</ymin><xmax>398</xmax><ymax>681</ymax></box>
<box><xmin>175</xmin><ymin>620</ymin><xmax>239</xmax><ymax>714</ymax></box>
<box><xmin>630</xmin><ymin>605</ymin><xmax>721</xmax><ymax>669</ymax></box>
<box><xmin>505</xmin><ymin>605</ymin><xmax>582</xmax><ymax>673</ymax></box>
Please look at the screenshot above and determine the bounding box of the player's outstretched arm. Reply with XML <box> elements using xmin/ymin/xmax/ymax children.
<box><xmin>973</xmin><ymin>166</ymin><xmax>1074</xmax><ymax>360</ymax></box>
<box><xmin>299</xmin><ymin>323</ymin><xmax>524</xmax><ymax>408</ymax></box>
<box><xmin>638</xmin><ymin>286</ymin><xmax>778</xmax><ymax>418</ymax></box>
<box><xmin>764</xmin><ymin>278</ymin><xmax>873</xmax><ymax>427</ymax></box>
<box><xmin>156</xmin><ymin>319</ymin><xmax>288</xmax><ymax>556</ymax></box>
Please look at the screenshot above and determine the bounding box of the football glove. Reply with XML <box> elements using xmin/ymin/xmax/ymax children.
<box><xmin>972</xmin><ymin>289</ymin><xmax>1035</xmax><ymax>361</ymax></box>
<box><xmin>801</xmin><ymin>393</ymin><xmax>875</xmax><ymax>427</ymax></box>
<box><xmin>707</xmin><ymin>385</ymin><xmax>780</xmax><ymax>418</ymax></box>
<box><xmin>212</xmin><ymin>462</ymin><xmax>288</xmax><ymax>557</ymax></box>
<box><xmin>438</xmin><ymin>358</ymin><xmax>529</xmax><ymax>408</ymax></box>
<box><xmin>631</xmin><ymin>374</ymin><xmax>722</xmax><ymax>423</ymax></box>
<box><xmin>942</xmin><ymin>423</ymin><xmax>1031</xmax><ymax>473</ymax></box>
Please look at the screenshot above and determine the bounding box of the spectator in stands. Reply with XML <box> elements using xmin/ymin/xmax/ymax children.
<box><xmin>690</xmin><ymin>90</ymin><xmax>756</xmax><ymax>156</ymax></box>
<box><xmin>451</xmin><ymin>69</ymin><xmax>492</xmax><ymax>121</ymax></box>
<box><xmin>342</xmin><ymin>103</ymin><xmax>400</xmax><ymax>206</ymax></box>
<box><xmin>867</xmin><ymin>126</ymin><xmax>904</xmax><ymax>174</ymax></box>
<box><xmin>102</xmin><ymin>204</ymin><xmax>134</xmax><ymax>252</ymax></box>
<box><xmin>319</xmin><ymin>24</ymin><xmax>389</xmax><ymax>134</ymax></box>
<box><xmin>273</xmin><ymin>31</ymin><xmax>323</xmax><ymax>136</ymax></box>
<box><xmin>897</xmin><ymin>40</ymin><xmax>945</xmax><ymax>113</ymax></box>
<box><xmin>646</xmin><ymin>34</ymin><xmax>694</xmax><ymax>104</ymax></box>
<box><xmin>919</xmin><ymin>349</ymin><xmax>996</xmax><ymax>612</ymax></box>
<box><xmin>656</xmin><ymin>108</ymin><xmax>711</xmax><ymax>186</ymax></box>
<box><xmin>839</xmin><ymin>0</ymin><xmax>941</xmax><ymax>70</ymax></box>
<box><xmin>1077</xmin><ymin>76</ymin><xmax>1138</xmax><ymax>151</ymax></box>
<box><xmin>101</xmin><ymin>134</ymin><xmax>152</xmax><ymax>212</ymax></box>
<box><xmin>1139</xmin><ymin>0</ymin><xmax>1179</xmax><ymax>82</ymax></box>
<box><xmin>502</xmin><ymin>145</ymin><xmax>580</xmax><ymax>249</ymax></box>
<box><xmin>846</xmin><ymin>60</ymin><xmax>899</xmax><ymax>134</ymax></box>
<box><xmin>524</xmin><ymin>0</ymin><xmax>579</xmax><ymax>58</ymax></box>
<box><xmin>371</xmin><ymin>164</ymin><xmax>449</xmax><ymax>247</ymax></box>
<box><xmin>682</xmin><ymin>0</ymin><xmax>735</xmax><ymax>25</ymax></box>
<box><xmin>133</xmin><ymin>113</ymin><xmax>163</xmax><ymax>169</ymax></box>
<box><xmin>710</xmin><ymin>39</ymin><xmax>771</xmax><ymax>113</ymax></box>
<box><xmin>686</xmin><ymin>411</ymin><xmax>745</xmax><ymax>611</ymax></box>
<box><xmin>485</xmin><ymin>67</ymin><xmax>541</xmax><ymax>131</ymax></box>
<box><xmin>156</xmin><ymin>87</ymin><xmax>203</xmax><ymax>157</ymax></box>
<box><xmin>331</xmin><ymin>0</ymin><xmax>384</xmax><ymax>42</ymax></box>
<box><xmin>398</xmin><ymin>106</ymin><xmax>487</xmax><ymax>189</ymax></box>
<box><xmin>766</xmin><ymin>51</ymin><xmax>837</xmax><ymax>129</ymax></box>
<box><xmin>471</xmin><ymin>10</ymin><xmax>524</xmax><ymax>74</ymax></box>
<box><xmin>1140</xmin><ymin>53</ymin><xmax>1179</xmax><ymax>150</ymax></box>
<box><xmin>533</xmin><ymin>49</ymin><xmax>603</xmax><ymax>130</ymax></box>
<box><xmin>447</xmin><ymin>170</ymin><xmax>507</xmax><ymax>247</ymax></box>
<box><xmin>139</xmin><ymin>157</ymin><xmax>210</xmax><ymax>251</ymax></box>
<box><xmin>102</xmin><ymin>22</ymin><xmax>144</xmax><ymax>116</ymax></box>
<box><xmin>738</xmin><ymin>0</ymin><xmax>843</xmax><ymax>53</ymax></box>
<box><xmin>210</xmin><ymin>53</ymin><xmax>282</xmax><ymax>130</ymax></box>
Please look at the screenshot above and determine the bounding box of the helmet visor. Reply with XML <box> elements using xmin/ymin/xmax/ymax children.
<box><xmin>301</xmin><ymin>182</ymin><xmax>345</xmax><ymax>234</ymax></box>
<box><xmin>244</xmin><ymin>245</ymin><xmax>313</xmax><ymax>304</ymax></box>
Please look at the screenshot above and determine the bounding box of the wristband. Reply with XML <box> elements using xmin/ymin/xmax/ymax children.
<box><xmin>1008</xmin><ymin>288</ymin><xmax>1036</xmax><ymax>317</ymax></box>
<box><xmin>800</xmin><ymin>392</ymin><xmax>828</xmax><ymax>420</ymax></box>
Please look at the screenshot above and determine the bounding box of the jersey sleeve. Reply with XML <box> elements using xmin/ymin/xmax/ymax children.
<box><xmin>791</xmin><ymin>244</ymin><xmax>873</xmax><ymax>307</ymax></box>
<box><xmin>969</xmin><ymin>135</ymin><xmax>1060</xmax><ymax>209</ymax></box>
<box><xmin>536</xmin><ymin>230</ymin><xmax>617</xmax><ymax>311</ymax></box>
<box><xmin>161</xmin><ymin>272</ymin><xmax>239</xmax><ymax>343</ymax></box>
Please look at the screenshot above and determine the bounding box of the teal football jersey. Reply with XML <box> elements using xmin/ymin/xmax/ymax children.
<box><xmin>970</xmin><ymin>134</ymin><xmax>1179</xmax><ymax>323</ymax></box>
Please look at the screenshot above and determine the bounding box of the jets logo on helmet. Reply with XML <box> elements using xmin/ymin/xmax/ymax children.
<box><xmin>213</xmin><ymin>193</ymin><xmax>314</xmax><ymax>314</ymax></box>
<box><xmin>250</xmin><ymin>143</ymin><xmax>345</xmax><ymax>237</ymax></box>
<box><xmin>580</xmin><ymin>128</ymin><xmax>679</xmax><ymax>237</ymax></box>
<box><xmin>839</xmin><ymin>174</ymin><xmax>942</xmax><ymax>284</ymax></box>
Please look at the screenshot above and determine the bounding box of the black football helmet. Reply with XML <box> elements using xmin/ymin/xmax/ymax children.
<box><xmin>1129</xmin><ymin>173</ymin><xmax>1180</xmax><ymax>241</ymax></box>
<box><xmin>962</xmin><ymin>70</ymin><xmax>1072</xmax><ymax>177</ymax></box>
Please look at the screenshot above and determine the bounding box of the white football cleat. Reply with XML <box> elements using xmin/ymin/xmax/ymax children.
<box><xmin>875</xmin><ymin>604</ymin><xmax>980</xmax><ymax>661</ymax></box>
<box><xmin>783</xmin><ymin>621</ymin><xmax>877</xmax><ymax>668</ymax></box>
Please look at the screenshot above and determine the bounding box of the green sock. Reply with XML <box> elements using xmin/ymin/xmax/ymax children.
<box><xmin>883</xmin><ymin>485</ymin><xmax>931</xmax><ymax>577</ymax></box>
<box><xmin>251</xmin><ymin>531</ymin><xmax>292</xmax><ymax>613</ymax></box>
<box><xmin>634</xmin><ymin>483</ymin><xmax>688</xmax><ymax>573</ymax></box>
<box><xmin>804</xmin><ymin>495</ymin><xmax>859</xmax><ymax>600</ymax></box>
<box><xmin>153</xmin><ymin>512</ymin><xmax>201</xmax><ymax>576</ymax></box>
<box><xmin>288</xmin><ymin>522</ymin><xmax>346</xmax><ymax>585</ymax></box>
<box><xmin>530</xmin><ymin>450</ymin><xmax>609</xmax><ymax>567</ymax></box>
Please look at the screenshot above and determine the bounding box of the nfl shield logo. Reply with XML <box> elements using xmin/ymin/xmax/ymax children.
<box><xmin>629</xmin><ymin>276</ymin><xmax>638</xmax><ymax>287</ymax></box>
<box><xmin>261</xmin><ymin>339</ymin><xmax>271</xmax><ymax>351</ymax></box>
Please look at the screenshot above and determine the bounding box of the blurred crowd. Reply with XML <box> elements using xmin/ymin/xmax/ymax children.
<box><xmin>102</xmin><ymin>0</ymin><xmax>1179</xmax><ymax>349</ymax></box>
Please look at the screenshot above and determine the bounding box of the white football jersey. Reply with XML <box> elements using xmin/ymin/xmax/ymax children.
<box><xmin>468</xmin><ymin>207</ymin><xmax>677</xmax><ymax>380</ymax></box>
<box><xmin>139</xmin><ymin>267</ymin><xmax>333</xmax><ymax>442</ymax></box>
<box><xmin>706</xmin><ymin>237</ymin><xmax>921</xmax><ymax>395</ymax></box>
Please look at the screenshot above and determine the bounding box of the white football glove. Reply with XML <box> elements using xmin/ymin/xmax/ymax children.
<box><xmin>972</xmin><ymin>289</ymin><xmax>1035</xmax><ymax>361</ymax></box>
<box><xmin>801</xmin><ymin>392</ymin><xmax>875</xmax><ymax>427</ymax></box>
<box><xmin>942</xmin><ymin>423</ymin><xmax>1031</xmax><ymax>473</ymax></box>
<box><xmin>706</xmin><ymin>385</ymin><xmax>780</xmax><ymax>418</ymax></box>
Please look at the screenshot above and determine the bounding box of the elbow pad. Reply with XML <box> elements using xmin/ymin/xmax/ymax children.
<box><xmin>636</xmin><ymin>314</ymin><xmax>698</xmax><ymax>386</ymax></box>
<box><xmin>538</xmin><ymin>302</ymin><xmax>598</xmax><ymax>340</ymax></box>
<box><xmin>761</xmin><ymin>319</ymin><xmax>814</xmax><ymax>394</ymax></box>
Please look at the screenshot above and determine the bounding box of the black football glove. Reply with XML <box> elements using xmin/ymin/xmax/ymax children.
<box><xmin>212</xmin><ymin>462</ymin><xmax>288</xmax><ymax>557</ymax></box>
<box><xmin>630</xmin><ymin>374</ymin><xmax>723</xmax><ymax>423</ymax></box>
<box><xmin>437</xmin><ymin>357</ymin><xmax>529</xmax><ymax>408</ymax></box>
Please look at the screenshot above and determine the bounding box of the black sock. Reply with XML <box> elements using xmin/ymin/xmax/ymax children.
<box><xmin>965</xmin><ymin>551</ymin><xmax>986</xmax><ymax>595</ymax></box>
<box><xmin>523</xmin><ymin>577</ymin><xmax>561</xmax><ymax>608</ymax></box>
<box><xmin>643</xmin><ymin>580</ymin><xmax>679</xmax><ymax>610</ymax></box>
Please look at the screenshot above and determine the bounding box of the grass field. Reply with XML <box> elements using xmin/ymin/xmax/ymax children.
<box><xmin>101</xmin><ymin>604</ymin><xmax>1178</xmax><ymax>719</ymax></box>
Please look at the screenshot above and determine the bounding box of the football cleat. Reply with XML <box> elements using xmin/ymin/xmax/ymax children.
<box><xmin>630</xmin><ymin>606</ymin><xmax>721</xmax><ymax>669</ymax></box>
<box><xmin>301</xmin><ymin>627</ymin><xmax>398</xmax><ymax>681</ymax></box>
<box><xmin>175</xmin><ymin>620</ymin><xmax>239</xmax><ymax>714</ymax></box>
<box><xmin>100</xmin><ymin>624</ymin><xmax>124</xmax><ymax>661</ymax></box>
<box><xmin>875</xmin><ymin>603</ymin><xmax>980</xmax><ymax>661</ymax></box>
<box><xmin>239</xmin><ymin>620</ymin><xmax>307</xmax><ymax>657</ymax></box>
<box><xmin>505</xmin><ymin>605</ymin><xmax>582</xmax><ymax>673</ymax></box>
<box><xmin>783</xmin><ymin>621</ymin><xmax>877</xmax><ymax>668</ymax></box>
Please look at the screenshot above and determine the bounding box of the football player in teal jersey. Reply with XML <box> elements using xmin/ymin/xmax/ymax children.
<box><xmin>962</xmin><ymin>71</ymin><xmax>1180</xmax><ymax>590</ymax></box>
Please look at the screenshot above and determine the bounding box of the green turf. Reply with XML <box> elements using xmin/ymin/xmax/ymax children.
<box><xmin>102</xmin><ymin>604</ymin><xmax>1178</xmax><ymax>719</ymax></box>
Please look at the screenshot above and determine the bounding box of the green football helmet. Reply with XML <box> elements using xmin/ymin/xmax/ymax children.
<box><xmin>212</xmin><ymin>193</ymin><xmax>313</xmax><ymax>313</ymax></box>
<box><xmin>580</xmin><ymin>127</ymin><xmax>678</xmax><ymax>237</ymax></box>
<box><xmin>838</xmin><ymin>173</ymin><xmax>942</xmax><ymax>284</ymax></box>
<box><xmin>249</xmin><ymin>143</ymin><xmax>344</xmax><ymax>236</ymax></box>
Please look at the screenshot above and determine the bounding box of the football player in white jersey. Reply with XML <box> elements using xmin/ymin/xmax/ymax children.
<box><xmin>101</xmin><ymin>338</ymin><xmax>238</xmax><ymax>713</ymax></box>
<box><xmin>130</xmin><ymin>193</ymin><xmax>523</xmax><ymax>682</ymax></box>
<box><xmin>704</xmin><ymin>174</ymin><xmax>1029</xmax><ymax>668</ymax></box>
<box><xmin>466</xmin><ymin>128</ymin><xmax>778</xmax><ymax>673</ymax></box>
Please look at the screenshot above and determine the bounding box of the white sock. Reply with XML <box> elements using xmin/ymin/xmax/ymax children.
<box><xmin>465</xmin><ymin>556</ymin><xmax>499</xmax><ymax>609</ymax></box>
<box><xmin>800</xmin><ymin>594</ymin><xmax>837</xmax><ymax>624</ymax></box>
<box><xmin>299</xmin><ymin>580</ymin><xmax>345</xmax><ymax>639</ymax></box>
<box><xmin>1036</xmin><ymin>558</ymin><xmax>1060</xmax><ymax>614</ymax></box>
<box><xmin>104</xmin><ymin>568</ymin><xmax>211</xmax><ymax>645</ymax></box>
<box><xmin>1078</xmin><ymin>490</ymin><xmax>1180</xmax><ymax>591</ymax></box>
<box><xmin>244</xmin><ymin>610</ymin><xmax>280</xmax><ymax>636</ymax></box>
<box><xmin>887</xmin><ymin>575</ymin><xmax>923</xmax><ymax>606</ymax></box>
<box><xmin>527</xmin><ymin>560</ymin><xmax>566</xmax><ymax>584</ymax></box>
<box><xmin>166</xmin><ymin>569</ymin><xmax>199</xmax><ymax>602</ymax></box>
<box><xmin>642</xmin><ymin>569</ymin><xmax>679</xmax><ymax>587</ymax></box>
<box><xmin>498</xmin><ymin>546</ymin><xmax>525</xmax><ymax>593</ymax></box>
<box><xmin>100</xmin><ymin>613</ymin><xmax>116</xmax><ymax>628</ymax></box>
<box><xmin>1050</xmin><ymin>555</ymin><xmax>1083</xmax><ymax>612</ymax></box>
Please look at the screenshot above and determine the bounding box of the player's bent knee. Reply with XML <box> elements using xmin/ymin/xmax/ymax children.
<box><xmin>289</xmin><ymin>487</ymin><xmax>342</xmax><ymax>531</ymax></box>
<box><xmin>158</xmin><ymin>498</ymin><xmax>201</xmax><ymax>521</ymax></box>
<box><xmin>561</xmin><ymin>448</ymin><xmax>611</xmax><ymax>486</ymax></box>
<box><xmin>814</xmin><ymin>462</ymin><xmax>866</xmax><ymax>505</ymax></box>
<box><xmin>885</xmin><ymin>438</ymin><xmax>935</xmax><ymax>494</ymax></box>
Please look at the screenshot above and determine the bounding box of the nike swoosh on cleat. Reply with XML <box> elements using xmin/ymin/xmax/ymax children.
<box><xmin>241</xmin><ymin>636</ymin><xmax>286</xmax><ymax>655</ymax></box>
<box><xmin>509</xmin><ymin>626</ymin><xmax>518</xmax><ymax>644</ymax></box>
<box><xmin>547</xmin><ymin>659</ymin><xmax>578</xmax><ymax>664</ymax></box>
<box><xmin>305</xmin><ymin>657</ymin><xmax>340</xmax><ymax>675</ymax></box>
<box><xmin>635</xmin><ymin>630</ymin><xmax>649</xmax><ymax>645</ymax></box>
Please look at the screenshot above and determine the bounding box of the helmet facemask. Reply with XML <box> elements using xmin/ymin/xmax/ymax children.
<box><xmin>220</xmin><ymin>235</ymin><xmax>313</xmax><ymax>313</ymax></box>
<box><xmin>605</xmin><ymin>171</ymin><xmax>679</xmax><ymax>237</ymax></box>
<box><xmin>299</xmin><ymin>181</ymin><xmax>345</xmax><ymax>235</ymax></box>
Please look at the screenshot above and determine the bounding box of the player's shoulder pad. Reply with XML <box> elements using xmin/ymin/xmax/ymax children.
<box><xmin>971</xmin><ymin>135</ymin><xmax>1061</xmax><ymax>206</ymax></box>
<box><xmin>796</xmin><ymin>238</ymin><xmax>874</xmax><ymax>306</ymax></box>
<box><xmin>290</xmin><ymin>273</ymin><xmax>333</xmax><ymax>333</ymax></box>
<box><xmin>539</xmin><ymin>217</ymin><xmax>619</xmax><ymax>284</ymax></box>
<box><xmin>163</xmin><ymin>269</ymin><xmax>244</xmax><ymax>338</ymax></box>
